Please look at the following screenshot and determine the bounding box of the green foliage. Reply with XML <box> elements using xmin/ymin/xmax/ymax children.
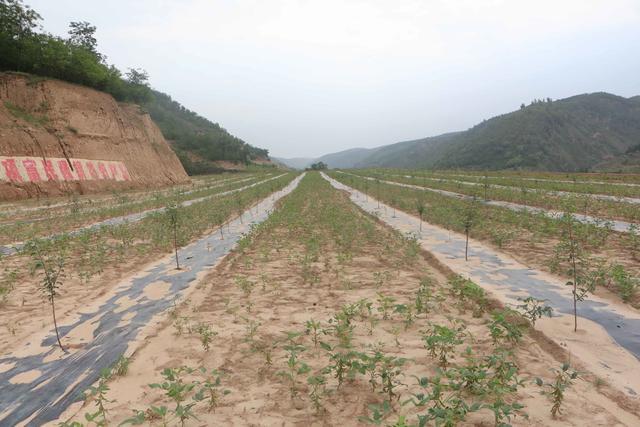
<box><xmin>277</xmin><ymin>332</ymin><xmax>310</xmax><ymax>398</ymax></box>
<box><xmin>609</xmin><ymin>264</ymin><xmax>638</xmax><ymax>303</ymax></box>
<box><xmin>307</xmin><ymin>161</ymin><xmax>328</xmax><ymax>170</ymax></box>
<box><xmin>112</xmin><ymin>355</ymin><xmax>130</xmax><ymax>377</ymax></box>
<box><xmin>195</xmin><ymin>322</ymin><xmax>217</xmax><ymax>351</ymax></box>
<box><xmin>554</xmin><ymin>212</ymin><xmax>598</xmax><ymax>331</ymax></box>
<box><xmin>307</xmin><ymin>374</ymin><xmax>327</xmax><ymax>414</ymax></box>
<box><xmin>535</xmin><ymin>363</ymin><xmax>579</xmax><ymax>418</ymax></box>
<box><xmin>515</xmin><ymin>297</ymin><xmax>553</xmax><ymax>327</ymax></box>
<box><xmin>122</xmin><ymin>366</ymin><xmax>230</xmax><ymax>425</ymax></box>
<box><xmin>0</xmin><ymin>1</ymin><xmax>151</xmax><ymax>103</ymax></box>
<box><xmin>4</xmin><ymin>101</ymin><xmax>49</xmax><ymax>126</ymax></box>
<box><xmin>147</xmin><ymin>90</ymin><xmax>269</xmax><ymax>174</ymax></box>
<box><xmin>334</xmin><ymin>93</ymin><xmax>640</xmax><ymax>172</ymax></box>
<box><xmin>82</xmin><ymin>369</ymin><xmax>113</xmax><ymax>426</ymax></box>
<box><xmin>24</xmin><ymin>237</ymin><xmax>68</xmax><ymax>351</ymax></box>
<box><xmin>488</xmin><ymin>309</ymin><xmax>524</xmax><ymax>348</ymax></box>
<box><xmin>422</xmin><ymin>321</ymin><xmax>466</xmax><ymax>368</ymax></box>
<box><xmin>448</xmin><ymin>275</ymin><xmax>487</xmax><ymax>316</ymax></box>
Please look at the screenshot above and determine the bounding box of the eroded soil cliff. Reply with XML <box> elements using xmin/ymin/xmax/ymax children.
<box><xmin>0</xmin><ymin>73</ymin><xmax>189</xmax><ymax>200</ymax></box>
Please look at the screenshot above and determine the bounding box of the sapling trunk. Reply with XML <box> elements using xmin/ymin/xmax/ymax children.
<box><xmin>173</xmin><ymin>220</ymin><xmax>180</xmax><ymax>270</ymax></box>
<box><xmin>465</xmin><ymin>227</ymin><xmax>470</xmax><ymax>261</ymax></box>
<box><xmin>51</xmin><ymin>296</ymin><xmax>65</xmax><ymax>351</ymax></box>
<box><xmin>166</xmin><ymin>204</ymin><xmax>180</xmax><ymax>270</ymax></box>
<box><xmin>569</xmin><ymin>225</ymin><xmax>578</xmax><ymax>332</ymax></box>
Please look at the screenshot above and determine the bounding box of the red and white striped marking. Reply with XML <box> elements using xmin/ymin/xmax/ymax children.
<box><xmin>0</xmin><ymin>156</ymin><xmax>131</xmax><ymax>183</ymax></box>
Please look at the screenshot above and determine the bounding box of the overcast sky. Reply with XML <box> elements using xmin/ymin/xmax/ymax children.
<box><xmin>29</xmin><ymin>0</ymin><xmax>640</xmax><ymax>158</ymax></box>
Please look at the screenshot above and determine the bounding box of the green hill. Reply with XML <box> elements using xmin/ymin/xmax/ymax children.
<box><xmin>145</xmin><ymin>91</ymin><xmax>268</xmax><ymax>174</ymax></box>
<box><xmin>324</xmin><ymin>93</ymin><xmax>640</xmax><ymax>172</ymax></box>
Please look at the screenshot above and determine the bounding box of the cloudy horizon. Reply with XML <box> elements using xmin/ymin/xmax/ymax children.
<box><xmin>28</xmin><ymin>0</ymin><xmax>640</xmax><ymax>158</ymax></box>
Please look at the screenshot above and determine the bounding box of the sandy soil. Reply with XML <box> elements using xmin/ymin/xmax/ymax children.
<box><xmin>57</xmin><ymin>174</ymin><xmax>640</xmax><ymax>426</ymax></box>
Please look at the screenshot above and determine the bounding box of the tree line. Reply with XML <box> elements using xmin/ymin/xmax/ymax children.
<box><xmin>0</xmin><ymin>0</ymin><xmax>152</xmax><ymax>103</ymax></box>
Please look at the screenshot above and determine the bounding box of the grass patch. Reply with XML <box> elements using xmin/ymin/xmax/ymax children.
<box><xmin>4</xmin><ymin>101</ymin><xmax>49</xmax><ymax>127</ymax></box>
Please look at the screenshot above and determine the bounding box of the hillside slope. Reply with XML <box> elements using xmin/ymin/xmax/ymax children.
<box><xmin>145</xmin><ymin>91</ymin><xmax>270</xmax><ymax>175</ymax></box>
<box><xmin>320</xmin><ymin>93</ymin><xmax>640</xmax><ymax>171</ymax></box>
<box><xmin>0</xmin><ymin>73</ymin><xmax>189</xmax><ymax>200</ymax></box>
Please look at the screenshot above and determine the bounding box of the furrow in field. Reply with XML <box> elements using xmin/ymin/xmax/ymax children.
<box><xmin>322</xmin><ymin>172</ymin><xmax>640</xmax><ymax>399</ymax></box>
<box><xmin>0</xmin><ymin>173</ymin><xmax>304</xmax><ymax>426</ymax></box>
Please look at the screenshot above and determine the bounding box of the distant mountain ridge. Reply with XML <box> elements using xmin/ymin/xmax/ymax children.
<box><xmin>302</xmin><ymin>92</ymin><xmax>640</xmax><ymax>172</ymax></box>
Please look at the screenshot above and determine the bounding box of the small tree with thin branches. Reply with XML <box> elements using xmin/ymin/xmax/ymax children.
<box><xmin>26</xmin><ymin>238</ymin><xmax>68</xmax><ymax>351</ymax></box>
<box><xmin>461</xmin><ymin>197</ymin><xmax>479</xmax><ymax>261</ymax></box>
<box><xmin>555</xmin><ymin>212</ymin><xmax>597</xmax><ymax>332</ymax></box>
<box><xmin>165</xmin><ymin>203</ymin><xmax>181</xmax><ymax>270</ymax></box>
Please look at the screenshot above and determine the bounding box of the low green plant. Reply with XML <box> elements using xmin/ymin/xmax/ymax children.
<box><xmin>305</xmin><ymin>319</ymin><xmax>322</xmax><ymax>350</ymax></box>
<box><xmin>376</xmin><ymin>292</ymin><xmax>396</xmax><ymax>320</ymax></box>
<box><xmin>195</xmin><ymin>322</ymin><xmax>217</xmax><ymax>351</ymax></box>
<box><xmin>448</xmin><ymin>275</ymin><xmax>487</xmax><ymax>316</ymax></box>
<box><xmin>535</xmin><ymin>363</ymin><xmax>579</xmax><ymax>418</ymax></box>
<box><xmin>515</xmin><ymin>297</ymin><xmax>553</xmax><ymax>327</ymax></box>
<box><xmin>277</xmin><ymin>332</ymin><xmax>310</xmax><ymax>398</ymax></box>
<box><xmin>113</xmin><ymin>355</ymin><xmax>131</xmax><ymax>376</ymax></box>
<box><xmin>488</xmin><ymin>309</ymin><xmax>524</xmax><ymax>347</ymax></box>
<box><xmin>148</xmin><ymin>366</ymin><xmax>199</xmax><ymax>426</ymax></box>
<box><xmin>320</xmin><ymin>342</ymin><xmax>359</xmax><ymax>388</ymax></box>
<box><xmin>83</xmin><ymin>369</ymin><xmax>113</xmax><ymax>426</ymax></box>
<box><xmin>415</xmin><ymin>276</ymin><xmax>435</xmax><ymax>314</ymax></box>
<box><xmin>422</xmin><ymin>321</ymin><xmax>466</xmax><ymax>368</ymax></box>
<box><xmin>235</xmin><ymin>276</ymin><xmax>255</xmax><ymax>312</ymax></box>
<box><xmin>405</xmin><ymin>374</ymin><xmax>481</xmax><ymax>426</ymax></box>
<box><xmin>609</xmin><ymin>264</ymin><xmax>638</xmax><ymax>302</ymax></box>
<box><xmin>194</xmin><ymin>368</ymin><xmax>231</xmax><ymax>412</ymax></box>
<box><xmin>307</xmin><ymin>374</ymin><xmax>327</xmax><ymax>414</ymax></box>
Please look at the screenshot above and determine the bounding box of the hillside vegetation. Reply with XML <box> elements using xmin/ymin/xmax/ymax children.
<box><xmin>146</xmin><ymin>91</ymin><xmax>268</xmax><ymax>174</ymax></box>
<box><xmin>0</xmin><ymin>0</ymin><xmax>269</xmax><ymax>175</ymax></box>
<box><xmin>313</xmin><ymin>93</ymin><xmax>640</xmax><ymax>172</ymax></box>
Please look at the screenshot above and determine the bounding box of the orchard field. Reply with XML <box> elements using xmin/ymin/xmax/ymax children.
<box><xmin>1</xmin><ymin>170</ymin><xmax>639</xmax><ymax>426</ymax></box>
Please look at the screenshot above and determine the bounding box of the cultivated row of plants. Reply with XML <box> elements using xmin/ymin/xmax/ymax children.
<box><xmin>374</xmin><ymin>168</ymin><xmax>640</xmax><ymax>197</ymax></box>
<box><xmin>329</xmin><ymin>172</ymin><xmax>640</xmax><ymax>309</ymax></box>
<box><xmin>214</xmin><ymin>173</ymin><xmax>581</xmax><ymax>425</ymax></box>
<box><xmin>0</xmin><ymin>170</ymin><xmax>243</xmax><ymax>217</ymax></box>
<box><xmin>0</xmin><ymin>173</ymin><xmax>295</xmax><ymax>348</ymax></box>
<box><xmin>0</xmin><ymin>172</ymin><xmax>270</xmax><ymax>244</ymax></box>
<box><xmin>352</xmin><ymin>170</ymin><xmax>640</xmax><ymax>223</ymax></box>
<box><xmin>55</xmin><ymin>172</ymin><xmax>610</xmax><ymax>426</ymax></box>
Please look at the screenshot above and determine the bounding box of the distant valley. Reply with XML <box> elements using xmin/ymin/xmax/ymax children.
<box><xmin>278</xmin><ymin>93</ymin><xmax>640</xmax><ymax>172</ymax></box>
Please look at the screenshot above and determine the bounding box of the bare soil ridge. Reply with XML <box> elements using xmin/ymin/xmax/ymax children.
<box><xmin>0</xmin><ymin>73</ymin><xmax>189</xmax><ymax>200</ymax></box>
